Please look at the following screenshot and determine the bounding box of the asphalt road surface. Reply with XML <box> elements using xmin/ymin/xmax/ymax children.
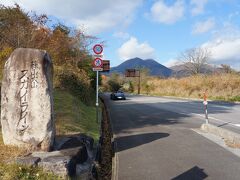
<box><xmin>103</xmin><ymin>94</ymin><xmax>240</xmax><ymax>180</ymax></box>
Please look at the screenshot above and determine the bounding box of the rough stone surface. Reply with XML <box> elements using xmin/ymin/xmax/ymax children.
<box><xmin>55</xmin><ymin>134</ymin><xmax>94</xmax><ymax>151</ymax></box>
<box><xmin>1</xmin><ymin>48</ymin><xmax>54</xmax><ymax>151</ymax></box>
<box><xmin>38</xmin><ymin>156</ymin><xmax>74</xmax><ymax>177</ymax></box>
<box><xmin>32</xmin><ymin>146</ymin><xmax>88</xmax><ymax>177</ymax></box>
<box><xmin>15</xmin><ymin>157</ymin><xmax>40</xmax><ymax>167</ymax></box>
<box><xmin>31</xmin><ymin>146</ymin><xmax>88</xmax><ymax>164</ymax></box>
<box><xmin>76</xmin><ymin>162</ymin><xmax>91</xmax><ymax>176</ymax></box>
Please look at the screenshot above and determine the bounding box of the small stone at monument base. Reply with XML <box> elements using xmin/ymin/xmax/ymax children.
<box><xmin>54</xmin><ymin>134</ymin><xmax>94</xmax><ymax>151</ymax></box>
<box><xmin>30</xmin><ymin>146</ymin><xmax>88</xmax><ymax>177</ymax></box>
<box><xmin>38</xmin><ymin>156</ymin><xmax>74</xmax><ymax>177</ymax></box>
<box><xmin>31</xmin><ymin>146</ymin><xmax>88</xmax><ymax>164</ymax></box>
<box><xmin>15</xmin><ymin>157</ymin><xmax>41</xmax><ymax>167</ymax></box>
<box><xmin>76</xmin><ymin>162</ymin><xmax>91</xmax><ymax>176</ymax></box>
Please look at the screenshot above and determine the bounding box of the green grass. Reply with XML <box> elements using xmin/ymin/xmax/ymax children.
<box><xmin>229</xmin><ymin>96</ymin><xmax>240</xmax><ymax>102</ymax></box>
<box><xmin>0</xmin><ymin>163</ymin><xmax>61</xmax><ymax>180</ymax></box>
<box><xmin>54</xmin><ymin>88</ymin><xmax>99</xmax><ymax>141</ymax></box>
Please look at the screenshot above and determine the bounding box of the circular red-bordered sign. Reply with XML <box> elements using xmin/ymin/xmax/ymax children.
<box><xmin>93</xmin><ymin>44</ymin><xmax>103</xmax><ymax>54</ymax></box>
<box><xmin>93</xmin><ymin>58</ymin><xmax>103</xmax><ymax>68</ymax></box>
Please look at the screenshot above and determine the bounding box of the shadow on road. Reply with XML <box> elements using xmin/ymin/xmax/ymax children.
<box><xmin>106</xmin><ymin>94</ymin><xmax>239</xmax><ymax>134</ymax></box>
<box><xmin>172</xmin><ymin>166</ymin><xmax>208</xmax><ymax>180</ymax></box>
<box><xmin>109</xmin><ymin>102</ymin><xmax>191</xmax><ymax>134</ymax></box>
<box><xmin>115</xmin><ymin>132</ymin><xmax>169</xmax><ymax>152</ymax></box>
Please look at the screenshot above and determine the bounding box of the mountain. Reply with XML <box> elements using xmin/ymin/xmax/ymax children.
<box><xmin>171</xmin><ymin>63</ymin><xmax>223</xmax><ymax>77</ymax></box>
<box><xmin>110</xmin><ymin>57</ymin><xmax>172</xmax><ymax>77</ymax></box>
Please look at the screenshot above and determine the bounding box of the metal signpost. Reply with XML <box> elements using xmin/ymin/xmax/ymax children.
<box><xmin>125</xmin><ymin>69</ymin><xmax>141</xmax><ymax>94</ymax></box>
<box><xmin>93</xmin><ymin>44</ymin><xmax>103</xmax><ymax>123</ymax></box>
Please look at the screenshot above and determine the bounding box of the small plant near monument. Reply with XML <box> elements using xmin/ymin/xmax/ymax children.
<box><xmin>0</xmin><ymin>163</ymin><xmax>60</xmax><ymax>180</ymax></box>
<box><xmin>0</xmin><ymin>134</ymin><xmax>60</xmax><ymax>179</ymax></box>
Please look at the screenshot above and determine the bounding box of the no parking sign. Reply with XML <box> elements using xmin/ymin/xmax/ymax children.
<box><xmin>93</xmin><ymin>58</ymin><xmax>103</xmax><ymax>71</ymax></box>
<box><xmin>92</xmin><ymin>44</ymin><xmax>103</xmax><ymax>71</ymax></box>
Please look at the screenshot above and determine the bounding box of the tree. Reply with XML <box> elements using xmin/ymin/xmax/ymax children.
<box><xmin>220</xmin><ymin>64</ymin><xmax>236</xmax><ymax>74</ymax></box>
<box><xmin>108</xmin><ymin>80</ymin><xmax>122</xmax><ymax>92</ymax></box>
<box><xmin>107</xmin><ymin>73</ymin><xmax>123</xmax><ymax>92</ymax></box>
<box><xmin>0</xmin><ymin>4</ymin><xmax>98</xmax><ymax>93</ymax></box>
<box><xmin>178</xmin><ymin>47</ymin><xmax>211</xmax><ymax>75</ymax></box>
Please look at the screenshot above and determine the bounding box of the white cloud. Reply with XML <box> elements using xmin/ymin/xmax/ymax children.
<box><xmin>190</xmin><ymin>0</ymin><xmax>208</xmax><ymax>16</ymax></box>
<box><xmin>118</xmin><ymin>37</ymin><xmax>155</xmax><ymax>60</ymax></box>
<box><xmin>113</xmin><ymin>32</ymin><xmax>130</xmax><ymax>40</ymax></box>
<box><xmin>192</xmin><ymin>18</ymin><xmax>215</xmax><ymax>34</ymax></box>
<box><xmin>0</xmin><ymin>0</ymin><xmax>142</xmax><ymax>34</ymax></box>
<box><xmin>202</xmin><ymin>38</ymin><xmax>240</xmax><ymax>63</ymax></box>
<box><xmin>201</xmin><ymin>23</ymin><xmax>240</xmax><ymax>68</ymax></box>
<box><xmin>163</xmin><ymin>59</ymin><xmax>179</xmax><ymax>67</ymax></box>
<box><xmin>149</xmin><ymin>0</ymin><xmax>185</xmax><ymax>24</ymax></box>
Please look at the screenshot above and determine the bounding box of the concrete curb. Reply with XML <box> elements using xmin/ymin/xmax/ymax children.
<box><xmin>201</xmin><ymin>124</ymin><xmax>240</xmax><ymax>146</ymax></box>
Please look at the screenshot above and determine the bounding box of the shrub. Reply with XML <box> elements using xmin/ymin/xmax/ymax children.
<box><xmin>108</xmin><ymin>80</ymin><xmax>121</xmax><ymax>92</ymax></box>
<box><xmin>58</xmin><ymin>72</ymin><xmax>94</xmax><ymax>105</ymax></box>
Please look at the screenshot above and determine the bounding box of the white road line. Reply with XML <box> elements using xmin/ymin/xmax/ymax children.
<box><xmin>179</xmin><ymin>111</ymin><xmax>240</xmax><ymax>128</ymax></box>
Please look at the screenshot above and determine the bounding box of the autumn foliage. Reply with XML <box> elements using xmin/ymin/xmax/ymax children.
<box><xmin>0</xmin><ymin>4</ymin><xmax>98</xmax><ymax>104</ymax></box>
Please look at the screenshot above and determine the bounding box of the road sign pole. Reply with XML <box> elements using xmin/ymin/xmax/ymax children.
<box><xmin>138</xmin><ymin>71</ymin><xmax>141</xmax><ymax>94</ymax></box>
<box><xmin>96</xmin><ymin>70</ymin><xmax>99</xmax><ymax>123</ymax></box>
<box><xmin>93</xmin><ymin>44</ymin><xmax>104</xmax><ymax>123</ymax></box>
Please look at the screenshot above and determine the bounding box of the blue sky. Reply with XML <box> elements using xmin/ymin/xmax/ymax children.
<box><xmin>1</xmin><ymin>0</ymin><xmax>240</xmax><ymax>69</ymax></box>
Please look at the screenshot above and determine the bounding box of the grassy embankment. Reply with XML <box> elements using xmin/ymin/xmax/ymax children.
<box><xmin>142</xmin><ymin>73</ymin><xmax>240</xmax><ymax>102</ymax></box>
<box><xmin>0</xmin><ymin>63</ymin><xmax>98</xmax><ymax>179</ymax></box>
<box><xmin>54</xmin><ymin>88</ymin><xmax>99</xmax><ymax>140</ymax></box>
<box><xmin>0</xmin><ymin>88</ymin><xmax>98</xmax><ymax>179</ymax></box>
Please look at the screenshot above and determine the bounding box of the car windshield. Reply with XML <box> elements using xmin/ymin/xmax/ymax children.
<box><xmin>116</xmin><ymin>91</ymin><xmax>123</xmax><ymax>93</ymax></box>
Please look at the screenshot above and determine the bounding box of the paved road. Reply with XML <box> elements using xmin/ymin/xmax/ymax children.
<box><xmin>104</xmin><ymin>94</ymin><xmax>240</xmax><ymax>180</ymax></box>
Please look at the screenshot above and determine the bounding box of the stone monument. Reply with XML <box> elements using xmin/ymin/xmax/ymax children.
<box><xmin>1</xmin><ymin>48</ymin><xmax>55</xmax><ymax>151</ymax></box>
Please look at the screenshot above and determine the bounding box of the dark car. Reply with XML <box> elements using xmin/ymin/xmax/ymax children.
<box><xmin>110</xmin><ymin>91</ymin><xmax>126</xmax><ymax>100</ymax></box>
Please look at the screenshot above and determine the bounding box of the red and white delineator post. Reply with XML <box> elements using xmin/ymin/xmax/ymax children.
<box><xmin>203</xmin><ymin>91</ymin><xmax>209</xmax><ymax>124</ymax></box>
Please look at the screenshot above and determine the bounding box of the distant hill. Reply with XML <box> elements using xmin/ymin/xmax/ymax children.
<box><xmin>171</xmin><ymin>63</ymin><xmax>223</xmax><ymax>77</ymax></box>
<box><xmin>110</xmin><ymin>57</ymin><xmax>172</xmax><ymax>77</ymax></box>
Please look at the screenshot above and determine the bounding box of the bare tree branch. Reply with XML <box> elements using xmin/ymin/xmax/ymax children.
<box><xmin>178</xmin><ymin>47</ymin><xmax>211</xmax><ymax>75</ymax></box>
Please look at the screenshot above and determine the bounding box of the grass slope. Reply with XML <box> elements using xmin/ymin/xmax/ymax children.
<box><xmin>54</xmin><ymin>88</ymin><xmax>99</xmax><ymax>140</ymax></box>
<box><xmin>0</xmin><ymin>89</ymin><xmax>98</xmax><ymax>179</ymax></box>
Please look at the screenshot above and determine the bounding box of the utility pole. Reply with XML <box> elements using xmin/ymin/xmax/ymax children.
<box><xmin>138</xmin><ymin>70</ymin><xmax>141</xmax><ymax>94</ymax></box>
<box><xmin>125</xmin><ymin>69</ymin><xmax>141</xmax><ymax>94</ymax></box>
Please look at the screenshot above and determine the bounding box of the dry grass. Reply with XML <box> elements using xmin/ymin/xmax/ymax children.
<box><xmin>0</xmin><ymin>133</ymin><xmax>28</xmax><ymax>163</ymax></box>
<box><xmin>0</xmin><ymin>133</ymin><xmax>61</xmax><ymax>180</ymax></box>
<box><xmin>143</xmin><ymin>73</ymin><xmax>240</xmax><ymax>101</ymax></box>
